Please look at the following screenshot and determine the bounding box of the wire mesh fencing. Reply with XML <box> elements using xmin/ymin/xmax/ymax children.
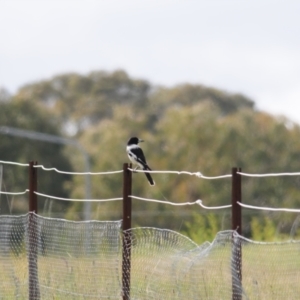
<box><xmin>0</xmin><ymin>213</ymin><xmax>122</xmax><ymax>299</ymax></box>
<box><xmin>1</xmin><ymin>213</ymin><xmax>300</xmax><ymax>299</ymax></box>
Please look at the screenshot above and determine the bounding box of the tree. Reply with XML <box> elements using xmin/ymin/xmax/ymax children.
<box><xmin>0</xmin><ymin>100</ymin><xmax>73</xmax><ymax>215</ymax></box>
<box><xmin>6</xmin><ymin>69</ymin><xmax>300</xmax><ymax>241</ymax></box>
<box><xmin>16</xmin><ymin>70</ymin><xmax>152</xmax><ymax>135</ymax></box>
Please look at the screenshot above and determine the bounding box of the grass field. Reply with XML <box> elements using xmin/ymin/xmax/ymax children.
<box><xmin>1</xmin><ymin>235</ymin><xmax>300</xmax><ymax>299</ymax></box>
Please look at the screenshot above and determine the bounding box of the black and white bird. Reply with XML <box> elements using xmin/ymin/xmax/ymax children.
<box><xmin>126</xmin><ymin>137</ymin><xmax>155</xmax><ymax>186</ymax></box>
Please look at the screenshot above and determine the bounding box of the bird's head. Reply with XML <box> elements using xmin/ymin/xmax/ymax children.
<box><xmin>127</xmin><ymin>137</ymin><xmax>144</xmax><ymax>145</ymax></box>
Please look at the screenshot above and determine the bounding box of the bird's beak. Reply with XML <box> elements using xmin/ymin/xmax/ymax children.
<box><xmin>139</xmin><ymin>139</ymin><xmax>144</xmax><ymax>142</ymax></box>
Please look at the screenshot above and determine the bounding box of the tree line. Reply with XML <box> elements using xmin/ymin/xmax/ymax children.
<box><xmin>1</xmin><ymin>70</ymin><xmax>300</xmax><ymax>242</ymax></box>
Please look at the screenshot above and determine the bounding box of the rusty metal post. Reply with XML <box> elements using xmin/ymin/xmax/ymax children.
<box><xmin>29</xmin><ymin>161</ymin><xmax>38</xmax><ymax>213</ymax></box>
<box><xmin>28</xmin><ymin>161</ymin><xmax>40</xmax><ymax>300</ymax></box>
<box><xmin>232</xmin><ymin>167</ymin><xmax>242</xmax><ymax>235</ymax></box>
<box><xmin>122</xmin><ymin>163</ymin><xmax>132</xmax><ymax>300</ymax></box>
<box><xmin>231</xmin><ymin>167</ymin><xmax>242</xmax><ymax>300</ymax></box>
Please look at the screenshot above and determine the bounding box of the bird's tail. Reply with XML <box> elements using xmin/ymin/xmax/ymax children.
<box><xmin>144</xmin><ymin>166</ymin><xmax>155</xmax><ymax>186</ymax></box>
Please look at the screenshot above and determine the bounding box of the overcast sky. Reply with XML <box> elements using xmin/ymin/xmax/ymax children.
<box><xmin>1</xmin><ymin>0</ymin><xmax>300</xmax><ymax>123</ymax></box>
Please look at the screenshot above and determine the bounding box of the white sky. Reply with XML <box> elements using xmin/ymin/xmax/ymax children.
<box><xmin>1</xmin><ymin>0</ymin><xmax>300</xmax><ymax>123</ymax></box>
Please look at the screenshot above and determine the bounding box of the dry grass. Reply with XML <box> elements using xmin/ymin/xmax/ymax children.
<box><xmin>1</xmin><ymin>241</ymin><xmax>300</xmax><ymax>299</ymax></box>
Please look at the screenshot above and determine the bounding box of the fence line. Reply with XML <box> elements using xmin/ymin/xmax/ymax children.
<box><xmin>2</xmin><ymin>159</ymin><xmax>300</xmax><ymax>299</ymax></box>
<box><xmin>2</xmin><ymin>158</ymin><xmax>300</xmax><ymax>213</ymax></box>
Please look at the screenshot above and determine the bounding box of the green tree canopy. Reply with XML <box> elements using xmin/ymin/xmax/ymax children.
<box><xmin>0</xmin><ymin>99</ymin><xmax>73</xmax><ymax>215</ymax></box>
<box><xmin>2</xmin><ymin>69</ymin><xmax>300</xmax><ymax>241</ymax></box>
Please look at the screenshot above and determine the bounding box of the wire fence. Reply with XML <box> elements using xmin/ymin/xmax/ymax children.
<box><xmin>1</xmin><ymin>159</ymin><xmax>300</xmax><ymax>299</ymax></box>
<box><xmin>1</xmin><ymin>159</ymin><xmax>300</xmax><ymax>211</ymax></box>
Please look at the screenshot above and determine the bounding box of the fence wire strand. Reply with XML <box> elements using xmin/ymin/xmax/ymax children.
<box><xmin>34</xmin><ymin>164</ymin><xmax>123</xmax><ymax>175</ymax></box>
<box><xmin>237</xmin><ymin>201</ymin><xmax>300</xmax><ymax>213</ymax></box>
<box><xmin>130</xmin><ymin>196</ymin><xmax>232</xmax><ymax>209</ymax></box>
<box><xmin>34</xmin><ymin>191</ymin><xmax>122</xmax><ymax>202</ymax></box>
<box><xmin>0</xmin><ymin>189</ymin><xmax>29</xmax><ymax>195</ymax></box>
<box><xmin>129</xmin><ymin>195</ymin><xmax>201</xmax><ymax>206</ymax></box>
<box><xmin>0</xmin><ymin>160</ymin><xmax>29</xmax><ymax>167</ymax></box>
<box><xmin>238</xmin><ymin>171</ymin><xmax>300</xmax><ymax>177</ymax></box>
<box><xmin>127</xmin><ymin>167</ymin><xmax>232</xmax><ymax>179</ymax></box>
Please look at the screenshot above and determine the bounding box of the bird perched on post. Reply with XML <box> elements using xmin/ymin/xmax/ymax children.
<box><xmin>126</xmin><ymin>137</ymin><xmax>155</xmax><ymax>186</ymax></box>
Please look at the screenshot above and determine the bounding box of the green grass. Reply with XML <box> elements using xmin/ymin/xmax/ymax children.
<box><xmin>1</xmin><ymin>239</ymin><xmax>300</xmax><ymax>299</ymax></box>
